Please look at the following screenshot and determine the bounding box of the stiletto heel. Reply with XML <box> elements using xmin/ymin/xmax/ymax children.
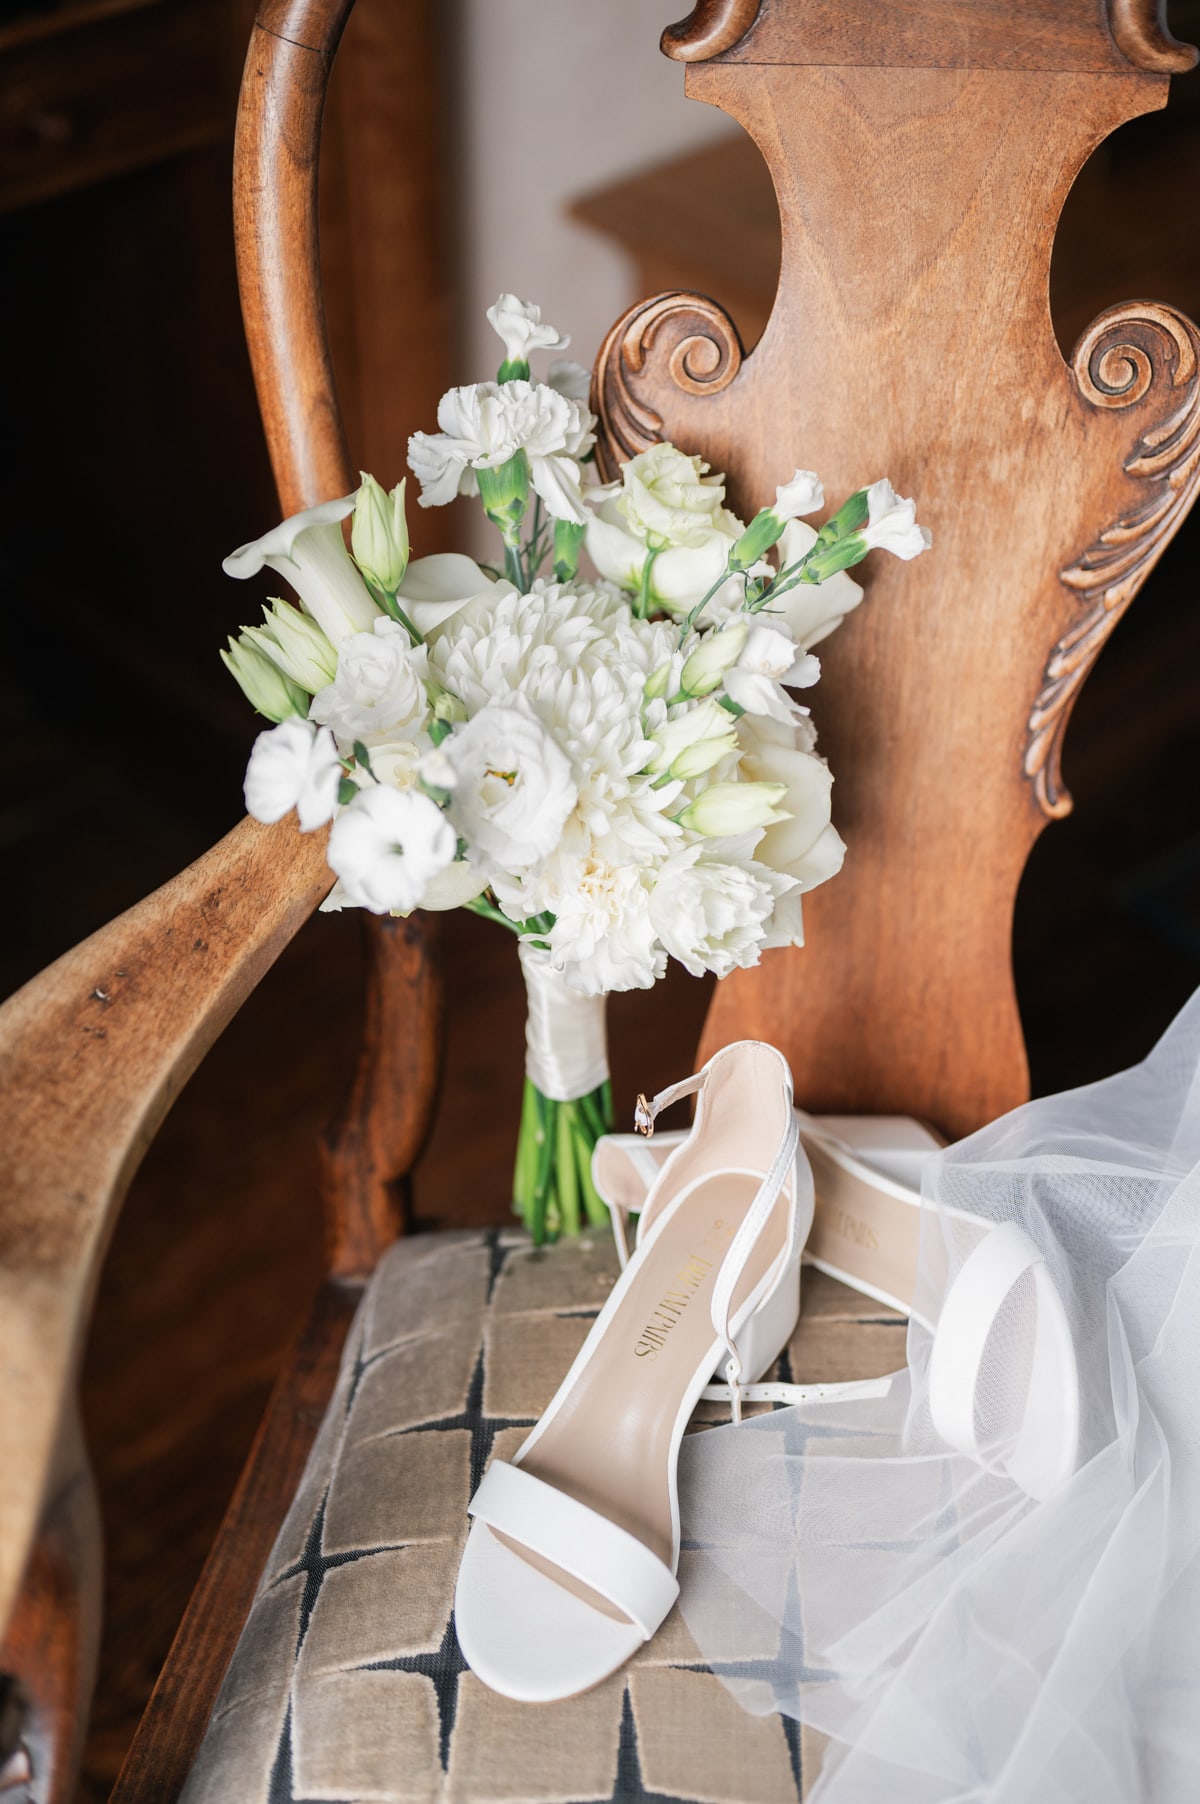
<box><xmin>454</xmin><ymin>1040</ymin><xmax>813</xmax><ymax>1702</ymax></box>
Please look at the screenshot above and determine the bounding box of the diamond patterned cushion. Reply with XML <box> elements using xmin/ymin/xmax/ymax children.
<box><xmin>180</xmin><ymin>1228</ymin><xmax>904</xmax><ymax>1803</ymax></box>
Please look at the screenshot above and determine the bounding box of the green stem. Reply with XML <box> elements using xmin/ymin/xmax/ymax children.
<box><xmin>573</xmin><ymin>1116</ymin><xmax>611</xmax><ymax>1228</ymax></box>
<box><xmin>503</xmin><ymin>539</ymin><xmax>525</xmax><ymax>590</ymax></box>
<box><xmin>556</xmin><ymin>1103</ymin><xmax>581</xmax><ymax>1237</ymax></box>
<box><xmin>677</xmin><ymin>557</ymin><xmax>739</xmax><ymax>643</ymax></box>
<box><xmin>635</xmin><ymin>548</ymin><xmax>661</xmax><ymax>621</ymax></box>
<box><xmin>465</xmin><ymin>894</ymin><xmax>522</xmax><ymax>934</ymax></box>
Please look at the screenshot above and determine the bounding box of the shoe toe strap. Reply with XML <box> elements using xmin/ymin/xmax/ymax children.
<box><xmin>468</xmin><ymin>1460</ymin><xmax>679</xmax><ymax>1640</ymax></box>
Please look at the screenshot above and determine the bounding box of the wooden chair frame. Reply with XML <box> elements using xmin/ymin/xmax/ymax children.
<box><xmin>1</xmin><ymin>1</ymin><xmax>1197</xmax><ymax>1797</ymax></box>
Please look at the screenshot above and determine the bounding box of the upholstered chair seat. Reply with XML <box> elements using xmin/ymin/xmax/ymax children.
<box><xmin>180</xmin><ymin>1231</ymin><xmax>903</xmax><ymax>1804</ymax></box>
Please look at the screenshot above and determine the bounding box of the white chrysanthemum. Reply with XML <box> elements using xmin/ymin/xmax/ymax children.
<box><xmin>427</xmin><ymin>581</ymin><xmax>684</xmax><ymax>905</ymax></box>
<box><xmin>310</xmin><ymin>619</ymin><xmax>430</xmax><ymax>747</ymax></box>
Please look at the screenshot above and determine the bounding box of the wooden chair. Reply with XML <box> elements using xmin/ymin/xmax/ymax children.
<box><xmin>2</xmin><ymin>1</ymin><xmax>1198</xmax><ymax>1798</ymax></box>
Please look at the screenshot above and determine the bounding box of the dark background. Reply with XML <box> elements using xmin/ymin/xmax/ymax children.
<box><xmin>1</xmin><ymin>1</ymin><xmax>1198</xmax><ymax>1794</ymax></box>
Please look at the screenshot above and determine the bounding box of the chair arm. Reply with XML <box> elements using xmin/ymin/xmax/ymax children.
<box><xmin>0</xmin><ymin>814</ymin><xmax>332</xmax><ymax>1641</ymax></box>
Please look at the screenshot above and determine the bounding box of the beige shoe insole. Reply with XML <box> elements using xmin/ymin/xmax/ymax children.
<box><xmin>496</xmin><ymin>1048</ymin><xmax>794</xmax><ymax>1620</ymax></box>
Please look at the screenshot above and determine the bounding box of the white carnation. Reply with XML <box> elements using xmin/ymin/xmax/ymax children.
<box><xmin>326</xmin><ymin>786</ymin><xmax>455</xmax><ymax>913</ymax></box>
<box><xmin>648</xmin><ymin>838</ymin><xmax>796</xmax><ymax>979</ymax></box>
<box><xmin>443</xmin><ymin>699</ymin><xmax>576</xmax><ymax>875</ymax></box>
<box><xmin>408</xmin><ymin>380</ymin><xmax>595</xmax><ymax>523</ymax></box>
<box><xmin>310</xmin><ymin>619</ymin><xmax>429</xmax><ymax>747</ymax></box>
<box><xmin>487</xmin><ymin>293</ymin><xmax>569</xmax><ymax>364</ymax></box>
<box><xmin>243</xmin><ymin>718</ymin><xmax>341</xmax><ymax>831</ymax></box>
<box><xmin>543</xmin><ymin>851</ymin><xmax>665</xmax><ymax>995</ymax></box>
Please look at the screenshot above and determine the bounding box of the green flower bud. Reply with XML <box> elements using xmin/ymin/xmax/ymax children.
<box><xmin>728</xmin><ymin>508</ymin><xmax>784</xmax><ymax>573</ymax></box>
<box><xmin>430</xmin><ymin>684</ymin><xmax>468</xmax><ymax>724</ymax></box>
<box><xmin>679</xmin><ymin>621</ymin><xmax>748</xmax><ymax>696</ymax></box>
<box><xmin>245</xmin><ymin>599</ymin><xmax>338</xmax><ymax>691</ymax></box>
<box><xmin>220</xmin><ymin>632</ymin><xmax>308</xmax><ymax>722</ymax></box>
<box><xmin>476</xmin><ymin>452</ymin><xmax>530</xmax><ymax>544</ymax></box>
<box><xmin>351</xmin><ymin>472</ymin><xmax>410</xmax><ymax>594</ymax></box>
<box><xmin>553</xmin><ymin>518</ymin><xmax>587</xmax><ymax>583</ymax></box>
<box><xmin>678</xmin><ymin>780</ymin><xmax>790</xmax><ymax>837</ymax></box>
<box><xmin>824</xmin><ymin>486</ymin><xmax>870</xmax><ymax>539</ymax></box>
<box><xmin>646</xmin><ymin>697</ymin><xmax>731</xmax><ymax>776</ymax></box>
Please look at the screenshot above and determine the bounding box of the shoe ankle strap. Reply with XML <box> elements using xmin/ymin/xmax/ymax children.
<box><xmin>633</xmin><ymin>1068</ymin><xmax>708</xmax><ymax>1137</ymax></box>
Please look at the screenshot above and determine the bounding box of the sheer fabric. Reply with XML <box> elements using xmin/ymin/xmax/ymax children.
<box><xmin>677</xmin><ymin>989</ymin><xmax>1200</xmax><ymax>1802</ymax></box>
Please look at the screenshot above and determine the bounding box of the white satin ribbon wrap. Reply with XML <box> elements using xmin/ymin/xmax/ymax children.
<box><xmin>677</xmin><ymin>986</ymin><xmax>1200</xmax><ymax>1803</ymax></box>
<box><xmin>518</xmin><ymin>942</ymin><xmax>609</xmax><ymax>1102</ymax></box>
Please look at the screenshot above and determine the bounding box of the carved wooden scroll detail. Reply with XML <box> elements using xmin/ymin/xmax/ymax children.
<box><xmin>661</xmin><ymin>0</ymin><xmax>761</xmax><ymax>62</ymax></box>
<box><xmin>591</xmin><ymin>292</ymin><xmax>743</xmax><ymax>481</ymax></box>
<box><xmin>1027</xmin><ymin>302</ymin><xmax>1200</xmax><ymax>818</ymax></box>
<box><xmin>1109</xmin><ymin>0</ymin><xmax>1198</xmax><ymax>73</ymax></box>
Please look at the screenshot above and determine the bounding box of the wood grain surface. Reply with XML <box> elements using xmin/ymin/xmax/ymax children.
<box><xmin>665</xmin><ymin>0</ymin><xmax>1199</xmax><ymax>72</ymax></box>
<box><xmin>108</xmin><ymin>1281</ymin><xmax>358</xmax><ymax>1804</ymax></box>
<box><xmin>594</xmin><ymin>40</ymin><xmax>1200</xmax><ymax>1140</ymax></box>
<box><xmin>0</xmin><ymin>816</ymin><xmax>333</xmax><ymax>1653</ymax></box>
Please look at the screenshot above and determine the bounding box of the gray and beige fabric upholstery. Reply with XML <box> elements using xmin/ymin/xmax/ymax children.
<box><xmin>181</xmin><ymin>1229</ymin><xmax>904</xmax><ymax>1804</ymax></box>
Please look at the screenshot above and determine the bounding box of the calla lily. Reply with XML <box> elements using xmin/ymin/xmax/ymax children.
<box><xmin>394</xmin><ymin>553</ymin><xmax>515</xmax><ymax>637</ymax></box>
<box><xmin>738</xmin><ymin>715</ymin><xmax>846</xmax><ymax>892</ymax></box>
<box><xmin>223</xmin><ymin>494</ymin><xmax>382</xmax><ymax>647</ymax></box>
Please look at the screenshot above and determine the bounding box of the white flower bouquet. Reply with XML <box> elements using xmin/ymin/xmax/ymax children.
<box><xmin>223</xmin><ymin>295</ymin><xmax>929</xmax><ymax>1242</ymax></box>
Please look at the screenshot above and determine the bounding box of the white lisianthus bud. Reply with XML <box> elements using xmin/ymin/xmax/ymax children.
<box><xmin>678</xmin><ymin>780</ymin><xmax>789</xmax><ymax>837</ymax></box>
<box><xmin>679</xmin><ymin>621</ymin><xmax>748</xmax><ymax>696</ymax></box>
<box><xmin>487</xmin><ymin>293</ymin><xmax>569</xmax><ymax>374</ymax></box>
<box><xmin>646</xmin><ymin>697</ymin><xmax>734</xmax><ymax>775</ymax></box>
<box><xmin>310</xmin><ymin>619</ymin><xmax>430</xmax><ymax>748</ymax></box>
<box><xmin>443</xmin><ymin>700</ymin><xmax>577</xmax><ymax>874</ymax></box>
<box><xmin>351</xmin><ymin>473</ymin><xmax>410</xmax><ymax>594</ymax></box>
<box><xmin>243</xmin><ymin>718</ymin><xmax>341</xmax><ymax>829</ymax></box>
<box><xmin>669</xmin><ymin>732</ymin><xmax>739</xmax><ymax>780</ymax></box>
<box><xmin>327</xmin><ymin>785</ymin><xmax>456</xmax><ymax>914</ymax></box>
<box><xmin>643</xmin><ymin>659</ymin><xmax>675</xmax><ymax>702</ymax></box>
<box><xmin>245</xmin><ymin>599</ymin><xmax>338</xmax><ymax>692</ymax></box>
<box><xmin>857</xmin><ymin>478</ymin><xmax>933</xmax><ymax>560</ymax></box>
<box><xmin>223</xmin><ymin>495</ymin><xmax>382</xmax><ymax>647</ymax></box>
<box><xmin>221</xmin><ymin>633</ymin><xmax>309</xmax><ymax>721</ymax></box>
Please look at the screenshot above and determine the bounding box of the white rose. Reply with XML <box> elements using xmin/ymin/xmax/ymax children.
<box><xmin>243</xmin><ymin>718</ymin><xmax>341</xmax><ymax>831</ymax></box>
<box><xmin>737</xmin><ymin>714</ymin><xmax>845</xmax><ymax>892</ymax></box>
<box><xmin>443</xmin><ymin>700</ymin><xmax>577</xmax><ymax>874</ymax></box>
<box><xmin>310</xmin><ymin>619</ymin><xmax>430</xmax><ymax>747</ymax></box>
<box><xmin>487</xmin><ymin>293</ymin><xmax>569</xmax><ymax>365</ymax></box>
<box><xmin>772</xmin><ymin>519</ymin><xmax>865</xmax><ymax>656</ymax></box>
<box><xmin>543</xmin><ymin>854</ymin><xmax>665</xmax><ymax>995</ymax></box>
<box><xmin>617</xmin><ymin>443</ymin><xmax>729</xmax><ymax>549</ymax></box>
<box><xmin>223</xmin><ymin>495</ymin><xmax>382</xmax><ymax>647</ymax></box>
<box><xmin>587</xmin><ymin>502</ymin><xmax>741</xmax><ymax>618</ymax></box>
<box><xmin>326</xmin><ymin>786</ymin><xmax>456</xmax><ymax>913</ymax></box>
<box><xmin>648</xmin><ymin>838</ymin><xmax>794</xmax><ymax>979</ymax></box>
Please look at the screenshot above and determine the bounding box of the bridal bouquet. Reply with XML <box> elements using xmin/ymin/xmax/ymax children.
<box><xmin>222</xmin><ymin>295</ymin><xmax>930</xmax><ymax>1241</ymax></box>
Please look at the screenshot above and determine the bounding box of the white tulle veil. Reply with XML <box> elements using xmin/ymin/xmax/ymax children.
<box><xmin>677</xmin><ymin>987</ymin><xmax>1200</xmax><ymax>1802</ymax></box>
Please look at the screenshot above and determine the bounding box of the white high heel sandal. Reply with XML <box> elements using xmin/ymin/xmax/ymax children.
<box><xmin>453</xmin><ymin>1041</ymin><xmax>812</xmax><ymax>1703</ymax></box>
<box><xmin>596</xmin><ymin>1108</ymin><xmax>1081</xmax><ymax>1502</ymax></box>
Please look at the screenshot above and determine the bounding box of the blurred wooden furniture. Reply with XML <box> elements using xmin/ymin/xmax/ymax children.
<box><xmin>0</xmin><ymin>1</ymin><xmax>1197</xmax><ymax>1799</ymax></box>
